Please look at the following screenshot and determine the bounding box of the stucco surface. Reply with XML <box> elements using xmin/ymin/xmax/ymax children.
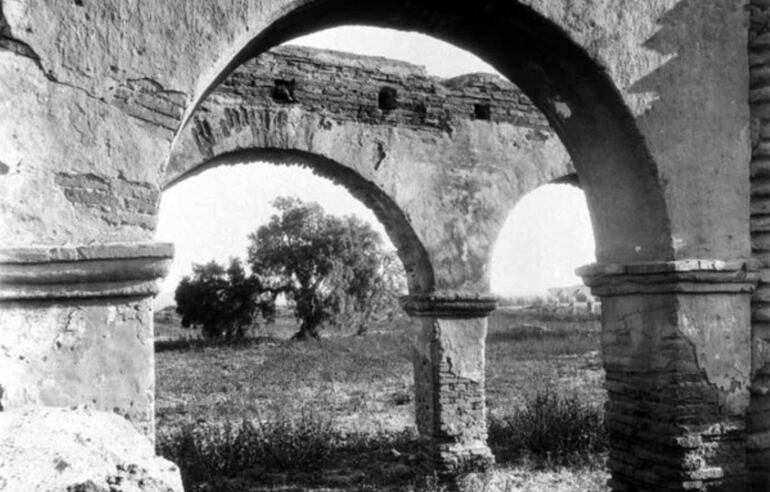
<box><xmin>0</xmin><ymin>299</ymin><xmax>155</xmax><ymax>436</ymax></box>
<box><xmin>167</xmin><ymin>46</ymin><xmax>571</xmax><ymax>291</ymax></box>
<box><xmin>0</xmin><ymin>1</ymin><xmax>757</xmax><ymax>489</ymax></box>
<box><xmin>0</xmin><ymin>0</ymin><xmax>751</xmax><ymax>264</ymax></box>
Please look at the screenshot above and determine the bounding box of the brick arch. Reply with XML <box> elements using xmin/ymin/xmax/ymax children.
<box><xmin>165</xmin><ymin>148</ymin><xmax>435</xmax><ymax>294</ymax></box>
<box><xmin>166</xmin><ymin>45</ymin><xmax>573</xmax><ymax>293</ymax></box>
<box><xmin>171</xmin><ymin>0</ymin><xmax>674</xmax><ymax>266</ymax></box>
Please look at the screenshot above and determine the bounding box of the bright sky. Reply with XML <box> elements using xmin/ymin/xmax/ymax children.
<box><xmin>155</xmin><ymin>26</ymin><xmax>596</xmax><ymax>306</ymax></box>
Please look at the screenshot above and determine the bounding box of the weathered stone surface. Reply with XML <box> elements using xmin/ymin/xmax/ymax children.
<box><xmin>0</xmin><ymin>299</ymin><xmax>156</xmax><ymax>436</ymax></box>
<box><xmin>0</xmin><ymin>406</ymin><xmax>182</xmax><ymax>492</ymax></box>
<box><xmin>411</xmin><ymin>300</ymin><xmax>492</xmax><ymax>473</ymax></box>
<box><xmin>0</xmin><ymin>1</ymin><xmax>756</xmax><ymax>490</ymax></box>
<box><xmin>579</xmin><ymin>259</ymin><xmax>758</xmax><ymax>297</ymax></box>
<box><xmin>0</xmin><ymin>243</ymin><xmax>171</xmax><ymax>434</ymax></box>
<box><xmin>0</xmin><ymin>242</ymin><xmax>173</xmax><ymax>300</ymax></box>
<box><xmin>750</xmin><ymin>1</ymin><xmax>770</xmax><ymax>488</ymax></box>
<box><xmin>580</xmin><ymin>263</ymin><xmax>753</xmax><ymax>490</ymax></box>
<box><xmin>1</xmin><ymin>0</ymin><xmax>749</xmax><ymax>263</ymax></box>
<box><xmin>167</xmin><ymin>45</ymin><xmax>571</xmax><ymax>292</ymax></box>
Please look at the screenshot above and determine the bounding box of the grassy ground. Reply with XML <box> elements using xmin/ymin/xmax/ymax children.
<box><xmin>155</xmin><ymin>306</ymin><xmax>608</xmax><ymax>491</ymax></box>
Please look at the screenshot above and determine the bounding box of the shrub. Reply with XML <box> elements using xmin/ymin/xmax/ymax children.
<box><xmin>158</xmin><ymin>414</ymin><xmax>338</xmax><ymax>487</ymax></box>
<box><xmin>175</xmin><ymin>258</ymin><xmax>276</xmax><ymax>339</ymax></box>
<box><xmin>488</xmin><ymin>388</ymin><xmax>607</xmax><ymax>467</ymax></box>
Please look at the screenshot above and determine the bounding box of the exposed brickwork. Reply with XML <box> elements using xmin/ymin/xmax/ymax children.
<box><xmin>603</xmin><ymin>361</ymin><xmax>745</xmax><ymax>490</ymax></box>
<box><xmin>55</xmin><ymin>173</ymin><xmax>160</xmax><ymax>230</ymax></box>
<box><xmin>0</xmin><ymin>2</ymin><xmax>755</xmax><ymax>490</ymax></box>
<box><xmin>579</xmin><ymin>261</ymin><xmax>755</xmax><ymax>491</ymax></box>
<box><xmin>750</xmin><ymin>1</ymin><xmax>770</xmax><ymax>489</ymax></box>
<box><xmin>191</xmin><ymin>45</ymin><xmax>551</xmax><ymax>159</ymax></box>
<box><xmin>411</xmin><ymin>313</ymin><xmax>493</xmax><ymax>475</ymax></box>
<box><xmin>111</xmin><ymin>78</ymin><xmax>187</xmax><ymax>133</ymax></box>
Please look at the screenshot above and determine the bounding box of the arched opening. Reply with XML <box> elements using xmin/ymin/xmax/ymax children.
<box><xmin>0</xmin><ymin>3</ymin><xmax>752</xmax><ymax>491</ymax></box>
<box><xmin>159</xmin><ymin>4</ymin><xmax>677</xmax><ymax>486</ymax></box>
<box><xmin>156</xmin><ymin>24</ymin><xmax>612</xmax><ymax>487</ymax></box>
<box><xmin>485</xmin><ymin>182</ymin><xmax>606</xmax><ymax>471</ymax></box>
<box><xmin>163</xmin><ymin>148</ymin><xmax>433</xmax><ymax>295</ymax></box>
<box><xmin>155</xmin><ymin>157</ymin><xmax>423</xmax><ymax>490</ymax></box>
<box><xmin>171</xmin><ymin>0</ymin><xmax>673</xmax><ymax>265</ymax></box>
<box><xmin>490</xmin><ymin>183</ymin><xmax>594</xmax><ymax>299</ymax></box>
<box><xmin>157</xmin><ymin>162</ymin><xmax>404</xmax><ymax>309</ymax></box>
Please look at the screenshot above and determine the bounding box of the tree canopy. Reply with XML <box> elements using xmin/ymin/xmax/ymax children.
<box><xmin>247</xmin><ymin>197</ymin><xmax>405</xmax><ymax>340</ymax></box>
<box><xmin>174</xmin><ymin>257</ymin><xmax>276</xmax><ymax>339</ymax></box>
<box><xmin>175</xmin><ymin>197</ymin><xmax>406</xmax><ymax>341</ymax></box>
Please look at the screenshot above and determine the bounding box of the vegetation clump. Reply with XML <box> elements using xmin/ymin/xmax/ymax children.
<box><xmin>158</xmin><ymin>390</ymin><xmax>607</xmax><ymax>491</ymax></box>
<box><xmin>488</xmin><ymin>388</ymin><xmax>607</xmax><ymax>468</ymax></box>
<box><xmin>158</xmin><ymin>415</ymin><xmax>337</xmax><ymax>481</ymax></box>
<box><xmin>174</xmin><ymin>196</ymin><xmax>406</xmax><ymax>341</ymax></box>
<box><xmin>247</xmin><ymin>196</ymin><xmax>405</xmax><ymax>340</ymax></box>
<box><xmin>175</xmin><ymin>258</ymin><xmax>276</xmax><ymax>339</ymax></box>
<box><xmin>158</xmin><ymin>415</ymin><xmax>425</xmax><ymax>491</ymax></box>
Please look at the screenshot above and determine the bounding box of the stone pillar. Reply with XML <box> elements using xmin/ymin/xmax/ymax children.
<box><xmin>401</xmin><ymin>293</ymin><xmax>496</xmax><ymax>474</ymax></box>
<box><xmin>749</xmin><ymin>1</ymin><xmax>770</xmax><ymax>487</ymax></box>
<box><xmin>578</xmin><ymin>260</ymin><xmax>756</xmax><ymax>492</ymax></box>
<box><xmin>0</xmin><ymin>242</ymin><xmax>173</xmax><ymax>438</ymax></box>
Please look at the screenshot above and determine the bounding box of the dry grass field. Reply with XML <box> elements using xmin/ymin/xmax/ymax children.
<box><xmin>154</xmin><ymin>306</ymin><xmax>609</xmax><ymax>491</ymax></box>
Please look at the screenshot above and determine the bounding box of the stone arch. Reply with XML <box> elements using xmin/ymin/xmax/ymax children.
<box><xmin>0</xmin><ymin>2</ymin><xmax>755</xmax><ymax>490</ymax></box>
<box><xmin>166</xmin><ymin>45</ymin><xmax>573</xmax><ymax>293</ymax></box>
<box><xmin>164</xmin><ymin>148</ymin><xmax>435</xmax><ymax>294</ymax></box>
<box><xmin>171</xmin><ymin>0</ymin><xmax>674</xmax><ymax>266</ymax></box>
<box><xmin>487</xmin><ymin>176</ymin><xmax>593</xmax><ymax>298</ymax></box>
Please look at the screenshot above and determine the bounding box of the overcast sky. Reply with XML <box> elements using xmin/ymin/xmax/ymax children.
<box><xmin>155</xmin><ymin>26</ymin><xmax>595</xmax><ymax>306</ymax></box>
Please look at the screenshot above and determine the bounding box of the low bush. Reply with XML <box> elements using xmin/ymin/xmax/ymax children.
<box><xmin>158</xmin><ymin>390</ymin><xmax>607</xmax><ymax>490</ymax></box>
<box><xmin>158</xmin><ymin>413</ymin><xmax>338</xmax><ymax>487</ymax></box>
<box><xmin>154</xmin><ymin>335</ymin><xmax>280</xmax><ymax>353</ymax></box>
<box><xmin>488</xmin><ymin>388</ymin><xmax>607</xmax><ymax>468</ymax></box>
<box><xmin>158</xmin><ymin>415</ymin><xmax>430</xmax><ymax>491</ymax></box>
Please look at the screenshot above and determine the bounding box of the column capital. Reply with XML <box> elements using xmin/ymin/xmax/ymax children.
<box><xmin>400</xmin><ymin>291</ymin><xmax>497</xmax><ymax>318</ymax></box>
<box><xmin>0</xmin><ymin>242</ymin><xmax>174</xmax><ymax>300</ymax></box>
<box><xmin>577</xmin><ymin>259</ymin><xmax>758</xmax><ymax>297</ymax></box>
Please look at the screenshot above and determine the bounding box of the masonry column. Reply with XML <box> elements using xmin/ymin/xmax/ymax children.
<box><xmin>748</xmin><ymin>1</ymin><xmax>770</xmax><ymax>487</ymax></box>
<box><xmin>578</xmin><ymin>260</ymin><xmax>755</xmax><ymax>492</ymax></box>
<box><xmin>401</xmin><ymin>292</ymin><xmax>496</xmax><ymax>474</ymax></box>
<box><xmin>0</xmin><ymin>242</ymin><xmax>173</xmax><ymax>438</ymax></box>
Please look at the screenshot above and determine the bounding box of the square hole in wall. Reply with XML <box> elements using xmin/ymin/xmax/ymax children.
<box><xmin>474</xmin><ymin>103</ymin><xmax>491</xmax><ymax>121</ymax></box>
<box><xmin>378</xmin><ymin>87</ymin><xmax>398</xmax><ymax>111</ymax></box>
<box><xmin>272</xmin><ymin>79</ymin><xmax>297</xmax><ymax>103</ymax></box>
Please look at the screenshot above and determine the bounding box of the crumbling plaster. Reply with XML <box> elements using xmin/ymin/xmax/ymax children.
<box><xmin>0</xmin><ymin>0</ymin><xmax>751</xmax><ymax>265</ymax></box>
<box><xmin>0</xmin><ymin>1</ymin><xmax>758</xmax><ymax>489</ymax></box>
<box><xmin>166</xmin><ymin>46</ymin><xmax>572</xmax><ymax>292</ymax></box>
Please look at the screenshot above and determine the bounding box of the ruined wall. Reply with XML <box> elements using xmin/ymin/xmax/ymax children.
<box><xmin>0</xmin><ymin>242</ymin><xmax>173</xmax><ymax>435</ymax></box>
<box><xmin>197</xmin><ymin>45</ymin><xmax>551</xmax><ymax>139</ymax></box>
<box><xmin>168</xmin><ymin>45</ymin><xmax>570</xmax><ymax>292</ymax></box>
<box><xmin>0</xmin><ymin>0</ymin><xmax>750</xmax><ymax>265</ymax></box>
<box><xmin>749</xmin><ymin>1</ymin><xmax>770</xmax><ymax>488</ymax></box>
<box><xmin>0</xmin><ymin>1</ymin><xmax>756</xmax><ymax>488</ymax></box>
<box><xmin>0</xmin><ymin>38</ymin><xmax>572</xmax><ymax>440</ymax></box>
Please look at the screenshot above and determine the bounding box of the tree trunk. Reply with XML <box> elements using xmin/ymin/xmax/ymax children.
<box><xmin>291</xmin><ymin>321</ymin><xmax>320</xmax><ymax>341</ymax></box>
<box><xmin>355</xmin><ymin>322</ymin><xmax>369</xmax><ymax>336</ymax></box>
<box><xmin>355</xmin><ymin>307</ymin><xmax>373</xmax><ymax>336</ymax></box>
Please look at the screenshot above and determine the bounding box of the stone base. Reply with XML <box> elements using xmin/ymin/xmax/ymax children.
<box><xmin>423</xmin><ymin>440</ymin><xmax>495</xmax><ymax>475</ymax></box>
<box><xmin>442</xmin><ymin>470</ymin><xmax>511</xmax><ymax>492</ymax></box>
